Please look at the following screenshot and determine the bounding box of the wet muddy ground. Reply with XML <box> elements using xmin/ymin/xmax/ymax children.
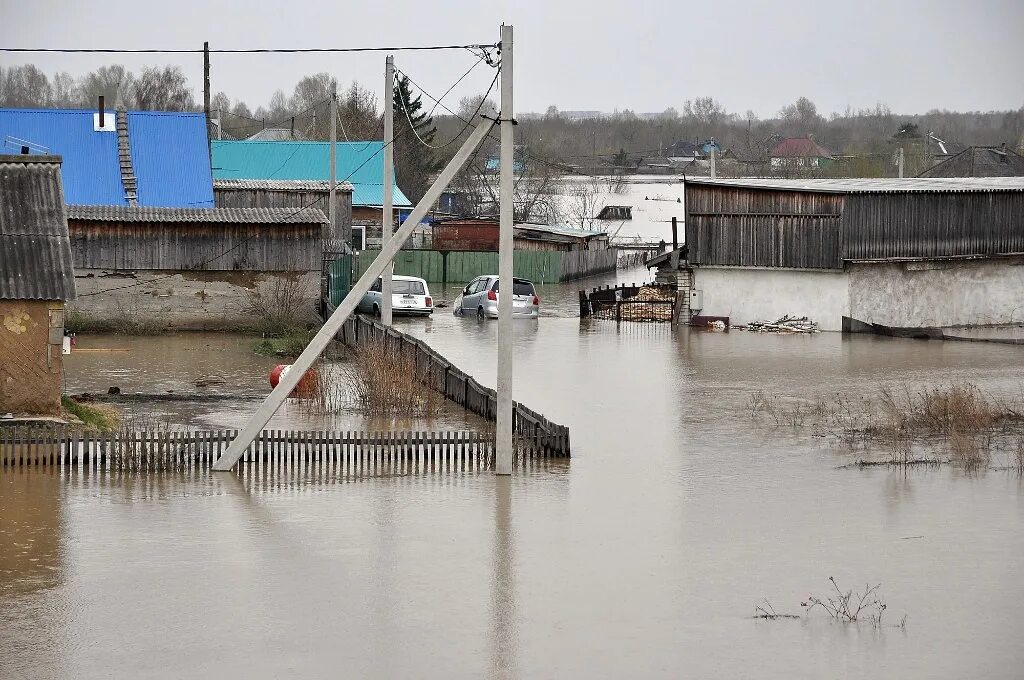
<box><xmin>2</xmin><ymin>267</ymin><xmax>1023</xmax><ymax>679</ymax></box>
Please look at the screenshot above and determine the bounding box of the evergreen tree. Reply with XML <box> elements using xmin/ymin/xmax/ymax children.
<box><xmin>392</xmin><ymin>75</ymin><xmax>442</xmax><ymax>203</ymax></box>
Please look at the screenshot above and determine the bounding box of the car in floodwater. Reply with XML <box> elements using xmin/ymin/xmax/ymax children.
<box><xmin>456</xmin><ymin>275</ymin><xmax>540</xmax><ymax>319</ymax></box>
<box><xmin>357</xmin><ymin>275</ymin><xmax>433</xmax><ymax>317</ymax></box>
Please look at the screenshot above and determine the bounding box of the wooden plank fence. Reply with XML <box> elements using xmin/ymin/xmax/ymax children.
<box><xmin>0</xmin><ymin>426</ymin><xmax>567</xmax><ymax>475</ymax></box>
<box><xmin>333</xmin><ymin>314</ymin><xmax>571</xmax><ymax>458</ymax></box>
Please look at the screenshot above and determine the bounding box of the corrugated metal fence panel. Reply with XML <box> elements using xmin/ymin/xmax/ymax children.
<box><xmin>69</xmin><ymin>221</ymin><xmax>321</xmax><ymax>271</ymax></box>
<box><xmin>0</xmin><ymin>158</ymin><xmax>76</xmax><ymax>300</ymax></box>
<box><xmin>842</xmin><ymin>192</ymin><xmax>1024</xmax><ymax>260</ymax></box>
<box><xmin>128</xmin><ymin>112</ymin><xmax>214</xmax><ymax>208</ymax></box>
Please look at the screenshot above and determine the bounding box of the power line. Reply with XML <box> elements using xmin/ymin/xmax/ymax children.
<box><xmin>395</xmin><ymin>65</ymin><xmax>499</xmax><ymax>151</ymax></box>
<box><xmin>0</xmin><ymin>43</ymin><xmax>498</xmax><ymax>55</ymax></box>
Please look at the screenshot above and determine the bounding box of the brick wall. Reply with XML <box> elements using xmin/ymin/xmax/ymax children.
<box><xmin>0</xmin><ymin>300</ymin><xmax>64</xmax><ymax>415</ymax></box>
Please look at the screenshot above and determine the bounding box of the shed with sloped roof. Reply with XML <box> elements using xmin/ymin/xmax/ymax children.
<box><xmin>0</xmin><ymin>154</ymin><xmax>76</xmax><ymax>414</ymax></box>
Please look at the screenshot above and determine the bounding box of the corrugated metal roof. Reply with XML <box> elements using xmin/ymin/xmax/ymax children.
<box><xmin>211</xmin><ymin>140</ymin><xmax>412</xmax><ymax>207</ymax></box>
<box><xmin>515</xmin><ymin>222</ymin><xmax>609</xmax><ymax>238</ymax></box>
<box><xmin>0</xmin><ymin>108</ymin><xmax>123</xmax><ymax>205</ymax></box>
<box><xmin>128</xmin><ymin>111</ymin><xmax>214</xmax><ymax>207</ymax></box>
<box><xmin>685</xmin><ymin>176</ymin><xmax>1024</xmax><ymax>194</ymax></box>
<box><xmin>0</xmin><ymin>108</ymin><xmax>216</xmax><ymax>208</ymax></box>
<box><xmin>66</xmin><ymin>204</ymin><xmax>328</xmax><ymax>224</ymax></box>
<box><xmin>213</xmin><ymin>178</ymin><xmax>354</xmax><ymax>192</ymax></box>
<box><xmin>0</xmin><ymin>155</ymin><xmax>76</xmax><ymax>301</ymax></box>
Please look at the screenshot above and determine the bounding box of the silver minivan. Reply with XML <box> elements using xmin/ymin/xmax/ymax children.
<box><xmin>458</xmin><ymin>275</ymin><xmax>540</xmax><ymax>319</ymax></box>
<box><xmin>358</xmin><ymin>275</ymin><xmax>433</xmax><ymax>316</ymax></box>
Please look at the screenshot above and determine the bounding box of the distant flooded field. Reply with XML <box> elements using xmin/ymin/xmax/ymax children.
<box><xmin>3</xmin><ymin>270</ymin><xmax>1023</xmax><ymax>679</ymax></box>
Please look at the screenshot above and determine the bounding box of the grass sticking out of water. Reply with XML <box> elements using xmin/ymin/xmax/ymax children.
<box><xmin>750</xmin><ymin>382</ymin><xmax>1024</xmax><ymax>471</ymax></box>
<box><xmin>254</xmin><ymin>333</ymin><xmax>313</xmax><ymax>357</ymax></box>
<box><xmin>61</xmin><ymin>396</ymin><xmax>119</xmax><ymax>432</ymax></box>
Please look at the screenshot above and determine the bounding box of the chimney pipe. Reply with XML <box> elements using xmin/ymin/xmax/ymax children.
<box><xmin>98</xmin><ymin>96</ymin><xmax>105</xmax><ymax>127</ymax></box>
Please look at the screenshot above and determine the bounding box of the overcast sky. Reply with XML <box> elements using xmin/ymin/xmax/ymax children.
<box><xmin>2</xmin><ymin>0</ymin><xmax>1022</xmax><ymax>118</ymax></box>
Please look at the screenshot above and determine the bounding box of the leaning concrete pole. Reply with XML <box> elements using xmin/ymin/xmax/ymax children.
<box><xmin>212</xmin><ymin>118</ymin><xmax>496</xmax><ymax>471</ymax></box>
<box><xmin>496</xmin><ymin>24</ymin><xmax>515</xmax><ymax>476</ymax></box>
<box><xmin>381</xmin><ymin>55</ymin><xmax>395</xmax><ymax>324</ymax></box>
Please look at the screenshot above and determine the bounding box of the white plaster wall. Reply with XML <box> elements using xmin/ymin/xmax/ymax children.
<box><xmin>849</xmin><ymin>258</ymin><xmax>1024</xmax><ymax>328</ymax></box>
<box><xmin>693</xmin><ymin>267</ymin><xmax>851</xmax><ymax>331</ymax></box>
<box><xmin>69</xmin><ymin>270</ymin><xmax>320</xmax><ymax>331</ymax></box>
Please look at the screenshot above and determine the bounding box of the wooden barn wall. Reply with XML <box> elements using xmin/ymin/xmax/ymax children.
<box><xmin>69</xmin><ymin>221</ymin><xmax>322</xmax><ymax>272</ymax></box>
<box><xmin>686</xmin><ymin>185</ymin><xmax>844</xmax><ymax>269</ymax></box>
<box><xmin>841</xmin><ymin>192</ymin><xmax>1024</xmax><ymax>260</ymax></box>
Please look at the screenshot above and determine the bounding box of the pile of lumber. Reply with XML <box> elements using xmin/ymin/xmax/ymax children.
<box><xmin>743</xmin><ymin>315</ymin><xmax>819</xmax><ymax>334</ymax></box>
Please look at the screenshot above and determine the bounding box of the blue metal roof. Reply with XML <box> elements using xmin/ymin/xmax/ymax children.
<box><xmin>0</xmin><ymin>108</ymin><xmax>213</xmax><ymax>207</ymax></box>
<box><xmin>128</xmin><ymin>111</ymin><xmax>213</xmax><ymax>207</ymax></box>
<box><xmin>211</xmin><ymin>140</ymin><xmax>412</xmax><ymax>207</ymax></box>
<box><xmin>0</xmin><ymin>108</ymin><xmax>123</xmax><ymax>205</ymax></box>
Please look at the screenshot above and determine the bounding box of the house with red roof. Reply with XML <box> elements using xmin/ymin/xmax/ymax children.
<box><xmin>768</xmin><ymin>136</ymin><xmax>833</xmax><ymax>170</ymax></box>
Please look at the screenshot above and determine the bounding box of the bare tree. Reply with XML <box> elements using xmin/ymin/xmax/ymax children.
<box><xmin>79</xmin><ymin>65</ymin><xmax>134</xmax><ymax>107</ymax></box>
<box><xmin>0</xmin><ymin>65</ymin><xmax>51</xmax><ymax>107</ymax></box>
<box><xmin>128</xmin><ymin>66</ymin><xmax>195</xmax><ymax>111</ymax></box>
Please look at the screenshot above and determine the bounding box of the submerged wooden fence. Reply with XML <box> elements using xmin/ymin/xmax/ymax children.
<box><xmin>0</xmin><ymin>427</ymin><xmax>556</xmax><ymax>474</ymax></box>
<box><xmin>333</xmin><ymin>313</ymin><xmax>571</xmax><ymax>458</ymax></box>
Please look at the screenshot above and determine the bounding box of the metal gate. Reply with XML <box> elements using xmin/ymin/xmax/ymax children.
<box><xmin>321</xmin><ymin>250</ymin><xmax>352</xmax><ymax>314</ymax></box>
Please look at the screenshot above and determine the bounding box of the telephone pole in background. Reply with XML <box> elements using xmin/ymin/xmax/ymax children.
<box><xmin>329</xmin><ymin>86</ymin><xmax>338</xmax><ymax>240</ymax></box>
<box><xmin>381</xmin><ymin>55</ymin><xmax>395</xmax><ymax>325</ymax></box>
<box><xmin>203</xmin><ymin>41</ymin><xmax>211</xmax><ymax>160</ymax></box>
<box><xmin>496</xmin><ymin>24</ymin><xmax>514</xmax><ymax>476</ymax></box>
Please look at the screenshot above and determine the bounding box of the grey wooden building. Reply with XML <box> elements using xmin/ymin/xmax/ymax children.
<box><xmin>66</xmin><ymin>204</ymin><xmax>329</xmax><ymax>330</ymax></box>
<box><xmin>213</xmin><ymin>178</ymin><xmax>354</xmax><ymax>243</ymax></box>
<box><xmin>650</xmin><ymin>176</ymin><xmax>1024</xmax><ymax>331</ymax></box>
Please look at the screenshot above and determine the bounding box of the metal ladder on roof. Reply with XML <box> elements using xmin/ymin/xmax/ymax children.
<box><xmin>116</xmin><ymin>107</ymin><xmax>138</xmax><ymax>206</ymax></box>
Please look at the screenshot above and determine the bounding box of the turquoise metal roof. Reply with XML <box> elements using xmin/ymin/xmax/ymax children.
<box><xmin>211</xmin><ymin>140</ymin><xmax>411</xmax><ymax>207</ymax></box>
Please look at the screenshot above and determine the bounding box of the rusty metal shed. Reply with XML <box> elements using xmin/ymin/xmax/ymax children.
<box><xmin>684</xmin><ymin>177</ymin><xmax>1024</xmax><ymax>269</ymax></box>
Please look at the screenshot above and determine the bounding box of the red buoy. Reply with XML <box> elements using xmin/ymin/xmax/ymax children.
<box><xmin>269</xmin><ymin>364</ymin><xmax>319</xmax><ymax>398</ymax></box>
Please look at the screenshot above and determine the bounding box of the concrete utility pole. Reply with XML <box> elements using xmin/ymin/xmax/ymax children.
<box><xmin>381</xmin><ymin>55</ymin><xmax>395</xmax><ymax>325</ymax></box>
<box><xmin>329</xmin><ymin>86</ymin><xmax>338</xmax><ymax>240</ymax></box>
<box><xmin>212</xmin><ymin>118</ymin><xmax>496</xmax><ymax>472</ymax></box>
<box><xmin>496</xmin><ymin>24</ymin><xmax>515</xmax><ymax>476</ymax></box>
<box><xmin>897</xmin><ymin>146</ymin><xmax>905</xmax><ymax>179</ymax></box>
<box><xmin>710</xmin><ymin>148</ymin><xmax>716</xmax><ymax>178</ymax></box>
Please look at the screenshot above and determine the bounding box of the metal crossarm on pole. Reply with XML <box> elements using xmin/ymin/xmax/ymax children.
<box><xmin>212</xmin><ymin>118</ymin><xmax>497</xmax><ymax>471</ymax></box>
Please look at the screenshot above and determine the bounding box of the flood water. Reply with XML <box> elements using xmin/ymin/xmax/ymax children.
<box><xmin>3</xmin><ymin>267</ymin><xmax>1024</xmax><ymax>679</ymax></box>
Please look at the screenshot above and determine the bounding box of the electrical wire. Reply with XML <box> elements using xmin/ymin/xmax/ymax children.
<box><xmin>0</xmin><ymin>44</ymin><xmax>498</xmax><ymax>54</ymax></box>
<box><xmin>395</xmin><ymin>66</ymin><xmax>499</xmax><ymax>151</ymax></box>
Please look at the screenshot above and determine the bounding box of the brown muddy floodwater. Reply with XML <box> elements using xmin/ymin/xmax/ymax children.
<box><xmin>2</xmin><ymin>268</ymin><xmax>1024</xmax><ymax>679</ymax></box>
